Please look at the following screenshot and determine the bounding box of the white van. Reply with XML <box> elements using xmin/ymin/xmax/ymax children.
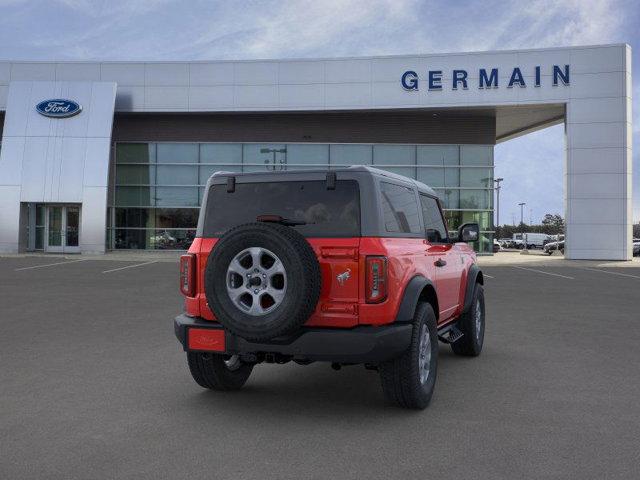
<box><xmin>512</xmin><ymin>233</ymin><xmax>552</xmax><ymax>249</ymax></box>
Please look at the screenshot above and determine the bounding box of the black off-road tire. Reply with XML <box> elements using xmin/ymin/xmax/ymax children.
<box><xmin>451</xmin><ymin>283</ymin><xmax>485</xmax><ymax>357</ymax></box>
<box><xmin>379</xmin><ymin>302</ymin><xmax>438</xmax><ymax>409</ymax></box>
<box><xmin>187</xmin><ymin>352</ymin><xmax>253</xmax><ymax>391</ymax></box>
<box><xmin>204</xmin><ymin>222</ymin><xmax>321</xmax><ymax>342</ymax></box>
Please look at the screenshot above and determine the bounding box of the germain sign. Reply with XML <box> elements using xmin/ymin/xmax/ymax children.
<box><xmin>401</xmin><ymin>65</ymin><xmax>570</xmax><ymax>91</ymax></box>
<box><xmin>36</xmin><ymin>99</ymin><xmax>82</xmax><ymax>118</ymax></box>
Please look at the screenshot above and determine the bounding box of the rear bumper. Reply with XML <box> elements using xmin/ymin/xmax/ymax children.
<box><xmin>174</xmin><ymin>314</ymin><xmax>412</xmax><ymax>364</ymax></box>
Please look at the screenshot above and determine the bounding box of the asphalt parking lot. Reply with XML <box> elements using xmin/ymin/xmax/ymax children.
<box><xmin>1</xmin><ymin>255</ymin><xmax>640</xmax><ymax>479</ymax></box>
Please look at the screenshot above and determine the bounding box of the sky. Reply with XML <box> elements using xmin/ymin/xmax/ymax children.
<box><xmin>0</xmin><ymin>0</ymin><xmax>638</xmax><ymax>225</ymax></box>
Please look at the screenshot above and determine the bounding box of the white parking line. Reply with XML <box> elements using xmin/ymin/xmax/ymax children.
<box><xmin>483</xmin><ymin>274</ymin><xmax>495</xmax><ymax>279</ymax></box>
<box><xmin>102</xmin><ymin>261</ymin><xmax>158</xmax><ymax>274</ymax></box>
<box><xmin>512</xmin><ymin>266</ymin><xmax>574</xmax><ymax>280</ymax></box>
<box><xmin>15</xmin><ymin>259</ymin><xmax>86</xmax><ymax>271</ymax></box>
<box><xmin>580</xmin><ymin>267</ymin><xmax>640</xmax><ymax>279</ymax></box>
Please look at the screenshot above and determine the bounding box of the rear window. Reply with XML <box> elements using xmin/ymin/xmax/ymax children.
<box><xmin>203</xmin><ymin>180</ymin><xmax>360</xmax><ymax>237</ymax></box>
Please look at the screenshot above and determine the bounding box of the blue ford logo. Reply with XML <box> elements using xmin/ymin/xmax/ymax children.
<box><xmin>36</xmin><ymin>99</ymin><xmax>82</xmax><ymax>118</ymax></box>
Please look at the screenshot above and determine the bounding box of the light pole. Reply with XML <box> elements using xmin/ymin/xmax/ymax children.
<box><xmin>261</xmin><ymin>147</ymin><xmax>287</xmax><ymax>171</ymax></box>
<box><xmin>494</xmin><ymin>178</ymin><xmax>503</xmax><ymax>227</ymax></box>
<box><xmin>518</xmin><ymin>202</ymin><xmax>527</xmax><ymax>253</ymax></box>
<box><xmin>518</xmin><ymin>202</ymin><xmax>526</xmax><ymax>226</ymax></box>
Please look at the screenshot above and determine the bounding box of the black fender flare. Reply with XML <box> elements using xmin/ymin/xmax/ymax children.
<box><xmin>462</xmin><ymin>263</ymin><xmax>484</xmax><ymax>313</ymax></box>
<box><xmin>394</xmin><ymin>275</ymin><xmax>437</xmax><ymax>323</ymax></box>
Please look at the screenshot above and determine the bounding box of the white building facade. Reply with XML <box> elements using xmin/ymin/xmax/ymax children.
<box><xmin>0</xmin><ymin>44</ymin><xmax>633</xmax><ymax>259</ymax></box>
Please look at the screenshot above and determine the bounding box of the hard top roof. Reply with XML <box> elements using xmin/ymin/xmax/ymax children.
<box><xmin>209</xmin><ymin>165</ymin><xmax>438</xmax><ymax>197</ymax></box>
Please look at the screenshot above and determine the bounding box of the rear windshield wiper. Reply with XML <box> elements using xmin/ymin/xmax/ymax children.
<box><xmin>256</xmin><ymin>215</ymin><xmax>307</xmax><ymax>226</ymax></box>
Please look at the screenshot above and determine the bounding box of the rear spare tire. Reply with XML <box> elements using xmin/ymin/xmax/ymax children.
<box><xmin>204</xmin><ymin>222</ymin><xmax>321</xmax><ymax>341</ymax></box>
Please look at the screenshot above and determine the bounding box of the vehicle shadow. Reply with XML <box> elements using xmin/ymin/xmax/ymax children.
<box><xmin>175</xmin><ymin>349</ymin><xmax>469</xmax><ymax>422</ymax></box>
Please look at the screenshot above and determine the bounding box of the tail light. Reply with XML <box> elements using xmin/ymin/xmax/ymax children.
<box><xmin>180</xmin><ymin>254</ymin><xmax>196</xmax><ymax>297</ymax></box>
<box><xmin>366</xmin><ymin>256</ymin><xmax>388</xmax><ymax>303</ymax></box>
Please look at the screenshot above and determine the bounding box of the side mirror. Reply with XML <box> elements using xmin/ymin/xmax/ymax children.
<box><xmin>458</xmin><ymin>223</ymin><xmax>479</xmax><ymax>243</ymax></box>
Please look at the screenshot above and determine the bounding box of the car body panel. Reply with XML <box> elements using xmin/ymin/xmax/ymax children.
<box><xmin>185</xmin><ymin>235</ymin><xmax>475</xmax><ymax>328</ymax></box>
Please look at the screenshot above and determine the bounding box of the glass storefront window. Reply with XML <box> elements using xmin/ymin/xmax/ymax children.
<box><xmin>115</xmin><ymin>208</ymin><xmax>154</xmax><ymax>228</ymax></box>
<box><xmin>373</xmin><ymin>145</ymin><xmax>415</xmax><ymax>178</ymax></box>
<box><xmin>155</xmin><ymin>187</ymin><xmax>199</xmax><ymax>207</ymax></box>
<box><xmin>155</xmin><ymin>208</ymin><xmax>199</xmax><ymax>228</ymax></box>
<box><xmin>461</xmin><ymin>145</ymin><xmax>493</xmax><ymax>166</ymax></box>
<box><xmin>199</xmin><ymin>144</ymin><xmax>243</xmax><ymax>182</ymax></box>
<box><xmin>156</xmin><ymin>165</ymin><xmax>198</xmax><ymax>185</ymax></box>
<box><xmin>111</xmin><ymin>228</ymin><xmax>196</xmax><ymax>250</ymax></box>
<box><xmin>444</xmin><ymin>210</ymin><xmax>493</xmax><ymax>232</ymax></box>
<box><xmin>199</xmin><ymin>163</ymin><xmax>242</xmax><ymax>184</ymax></box>
<box><xmin>477</xmin><ymin>233</ymin><xmax>494</xmax><ymax>254</ymax></box>
<box><xmin>35</xmin><ymin>227</ymin><xmax>44</xmax><ymax>250</ymax></box>
<box><xmin>116</xmin><ymin>165</ymin><xmax>156</xmax><ymax>185</ymax></box>
<box><xmin>157</xmin><ymin>143</ymin><xmax>198</xmax><ymax>164</ymax></box>
<box><xmin>330</xmin><ymin>144</ymin><xmax>372</xmax><ymax>165</ymax></box>
<box><xmin>443</xmin><ymin>212</ymin><xmax>493</xmax><ymax>254</ymax></box>
<box><xmin>434</xmin><ymin>189</ymin><xmax>460</xmax><ymax>209</ymax></box>
<box><xmin>114</xmin><ymin>208</ymin><xmax>199</xmax><ymax>229</ymax></box>
<box><xmin>460</xmin><ymin>189</ymin><xmax>493</xmax><ymax>209</ymax></box>
<box><xmin>243</xmin><ymin>144</ymin><xmax>286</xmax><ymax>172</ymax></box>
<box><xmin>36</xmin><ymin>204</ymin><xmax>45</xmax><ymax>225</ymax></box>
<box><xmin>417</xmin><ymin>145</ymin><xmax>459</xmax><ymax>165</ymax></box>
<box><xmin>34</xmin><ymin>204</ymin><xmax>46</xmax><ymax>250</ymax></box>
<box><xmin>116</xmin><ymin>143</ymin><xmax>155</xmax><ymax>163</ymax></box>
<box><xmin>200</xmin><ymin>143</ymin><xmax>242</xmax><ymax>165</ymax></box>
<box><xmin>417</xmin><ymin>168</ymin><xmax>444</xmax><ymax>188</ymax></box>
<box><xmin>287</xmin><ymin>144</ymin><xmax>329</xmax><ymax>170</ymax></box>
<box><xmin>444</xmin><ymin>167</ymin><xmax>460</xmax><ymax>187</ymax></box>
<box><xmin>460</xmin><ymin>168</ymin><xmax>493</xmax><ymax>188</ymax></box>
<box><xmin>115</xmin><ymin>186</ymin><xmax>153</xmax><ymax>207</ymax></box>
<box><xmin>111</xmin><ymin>142</ymin><xmax>495</xmax><ymax>253</ymax></box>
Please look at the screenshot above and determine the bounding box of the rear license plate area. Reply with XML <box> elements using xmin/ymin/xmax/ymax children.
<box><xmin>187</xmin><ymin>328</ymin><xmax>226</xmax><ymax>352</ymax></box>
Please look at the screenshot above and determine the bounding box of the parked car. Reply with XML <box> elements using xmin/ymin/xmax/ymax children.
<box><xmin>174</xmin><ymin>166</ymin><xmax>486</xmax><ymax>409</ymax></box>
<box><xmin>493</xmin><ymin>239</ymin><xmax>501</xmax><ymax>253</ymax></box>
<box><xmin>498</xmin><ymin>238</ymin><xmax>514</xmax><ymax>248</ymax></box>
<box><xmin>543</xmin><ymin>240</ymin><xmax>565</xmax><ymax>255</ymax></box>
<box><xmin>633</xmin><ymin>239</ymin><xmax>640</xmax><ymax>256</ymax></box>
<box><xmin>513</xmin><ymin>232</ymin><xmax>552</xmax><ymax>249</ymax></box>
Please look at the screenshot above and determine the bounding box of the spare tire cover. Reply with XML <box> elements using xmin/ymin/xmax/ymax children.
<box><xmin>204</xmin><ymin>222</ymin><xmax>321</xmax><ymax>341</ymax></box>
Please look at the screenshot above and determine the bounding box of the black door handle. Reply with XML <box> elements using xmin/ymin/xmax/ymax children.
<box><xmin>434</xmin><ymin>259</ymin><xmax>447</xmax><ymax>267</ymax></box>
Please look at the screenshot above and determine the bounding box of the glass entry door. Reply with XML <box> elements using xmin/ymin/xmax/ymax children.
<box><xmin>46</xmin><ymin>207</ymin><xmax>64</xmax><ymax>252</ymax></box>
<box><xmin>45</xmin><ymin>205</ymin><xmax>81</xmax><ymax>253</ymax></box>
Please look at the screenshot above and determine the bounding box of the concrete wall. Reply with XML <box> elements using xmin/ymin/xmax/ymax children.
<box><xmin>0</xmin><ymin>81</ymin><xmax>116</xmax><ymax>253</ymax></box>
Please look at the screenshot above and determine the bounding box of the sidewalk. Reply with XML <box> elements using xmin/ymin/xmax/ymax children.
<box><xmin>478</xmin><ymin>250</ymin><xmax>640</xmax><ymax>268</ymax></box>
<box><xmin>0</xmin><ymin>251</ymin><xmax>182</xmax><ymax>262</ymax></box>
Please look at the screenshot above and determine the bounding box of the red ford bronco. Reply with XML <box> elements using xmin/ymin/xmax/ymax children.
<box><xmin>174</xmin><ymin>166</ymin><xmax>485</xmax><ymax>409</ymax></box>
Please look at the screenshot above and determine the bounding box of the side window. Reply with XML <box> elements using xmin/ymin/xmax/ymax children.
<box><xmin>420</xmin><ymin>195</ymin><xmax>448</xmax><ymax>243</ymax></box>
<box><xmin>380</xmin><ymin>182</ymin><xmax>421</xmax><ymax>234</ymax></box>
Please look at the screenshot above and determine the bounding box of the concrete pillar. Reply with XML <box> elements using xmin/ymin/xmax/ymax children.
<box><xmin>564</xmin><ymin>45</ymin><xmax>632</xmax><ymax>260</ymax></box>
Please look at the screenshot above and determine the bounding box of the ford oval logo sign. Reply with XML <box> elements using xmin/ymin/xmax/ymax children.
<box><xmin>36</xmin><ymin>99</ymin><xmax>82</xmax><ymax>118</ymax></box>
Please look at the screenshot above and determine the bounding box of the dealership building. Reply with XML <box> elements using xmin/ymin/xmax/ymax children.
<box><xmin>0</xmin><ymin>44</ymin><xmax>633</xmax><ymax>259</ymax></box>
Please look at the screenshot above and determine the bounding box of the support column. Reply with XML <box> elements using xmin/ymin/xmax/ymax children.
<box><xmin>564</xmin><ymin>45</ymin><xmax>632</xmax><ymax>260</ymax></box>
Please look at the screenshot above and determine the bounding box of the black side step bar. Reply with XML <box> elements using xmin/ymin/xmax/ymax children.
<box><xmin>437</xmin><ymin>323</ymin><xmax>464</xmax><ymax>344</ymax></box>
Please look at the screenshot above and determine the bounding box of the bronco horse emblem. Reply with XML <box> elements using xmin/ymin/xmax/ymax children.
<box><xmin>336</xmin><ymin>268</ymin><xmax>351</xmax><ymax>286</ymax></box>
